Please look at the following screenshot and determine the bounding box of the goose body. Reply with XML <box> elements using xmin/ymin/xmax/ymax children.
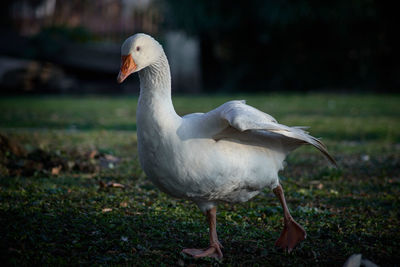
<box><xmin>117</xmin><ymin>33</ymin><xmax>335</xmax><ymax>258</ymax></box>
<box><xmin>138</xmin><ymin>99</ymin><xmax>285</xmax><ymax>211</ymax></box>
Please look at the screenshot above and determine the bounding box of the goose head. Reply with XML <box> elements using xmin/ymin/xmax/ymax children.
<box><xmin>117</xmin><ymin>33</ymin><xmax>163</xmax><ymax>83</ymax></box>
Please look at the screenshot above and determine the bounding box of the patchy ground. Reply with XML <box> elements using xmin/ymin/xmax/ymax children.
<box><xmin>0</xmin><ymin>94</ymin><xmax>399</xmax><ymax>266</ymax></box>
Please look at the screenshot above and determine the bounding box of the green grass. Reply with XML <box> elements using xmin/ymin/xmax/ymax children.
<box><xmin>0</xmin><ymin>94</ymin><xmax>399</xmax><ymax>266</ymax></box>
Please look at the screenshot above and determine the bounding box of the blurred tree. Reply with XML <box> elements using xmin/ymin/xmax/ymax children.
<box><xmin>165</xmin><ymin>0</ymin><xmax>399</xmax><ymax>92</ymax></box>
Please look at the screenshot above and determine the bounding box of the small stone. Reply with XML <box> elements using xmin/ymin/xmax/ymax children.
<box><xmin>361</xmin><ymin>154</ymin><xmax>370</xmax><ymax>161</ymax></box>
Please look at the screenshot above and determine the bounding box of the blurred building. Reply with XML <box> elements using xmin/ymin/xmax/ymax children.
<box><xmin>3</xmin><ymin>1</ymin><xmax>397</xmax><ymax>93</ymax></box>
<box><xmin>2</xmin><ymin>0</ymin><xmax>201</xmax><ymax>94</ymax></box>
<box><xmin>10</xmin><ymin>0</ymin><xmax>162</xmax><ymax>40</ymax></box>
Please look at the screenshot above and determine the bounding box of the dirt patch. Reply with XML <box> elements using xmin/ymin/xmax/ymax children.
<box><xmin>0</xmin><ymin>134</ymin><xmax>119</xmax><ymax>177</ymax></box>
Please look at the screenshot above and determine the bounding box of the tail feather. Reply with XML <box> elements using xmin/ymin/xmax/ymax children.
<box><xmin>271</xmin><ymin>127</ymin><xmax>337</xmax><ymax>167</ymax></box>
<box><xmin>307</xmin><ymin>135</ymin><xmax>337</xmax><ymax>167</ymax></box>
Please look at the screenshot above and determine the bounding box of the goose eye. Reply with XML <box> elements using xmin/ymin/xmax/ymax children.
<box><xmin>136</xmin><ymin>46</ymin><xmax>140</xmax><ymax>51</ymax></box>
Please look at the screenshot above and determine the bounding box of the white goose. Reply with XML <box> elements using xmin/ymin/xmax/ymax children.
<box><xmin>117</xmin><ymin>33</ymin><xmax>336</xmax><ymax>259</ymax></box>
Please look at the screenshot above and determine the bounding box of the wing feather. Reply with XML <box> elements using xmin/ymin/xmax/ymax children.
<box><xmin>218</xmin><ymin>100</ymin><xmax>337</xmax><ymax>166</ymax></box>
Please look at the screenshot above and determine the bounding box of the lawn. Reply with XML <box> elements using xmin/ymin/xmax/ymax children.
<box><xmin>0</xmin><ymin>94</ymin><xmax>399</xmax><ymax>266</ymax></box>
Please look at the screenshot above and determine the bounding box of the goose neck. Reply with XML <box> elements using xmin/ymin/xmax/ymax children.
<box><xmin>137</xmin><ymin>53</ymin><xmax>179</xmax><ymax>124</ymax></box>
<box><xmin>138</xmin><ymin>53</ymin><xmax>171</xmax><ymax>102</ymax></box>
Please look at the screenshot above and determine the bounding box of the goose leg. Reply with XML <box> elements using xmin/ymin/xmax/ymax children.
<box><xmin>273</xmin><ymin>184</ymin><xmax>306</xmax><ymax>252</ymax></box>
<box><xmin>182</xmin><ymin>207</ymin><xmax>223</xmax><ymax>259</ymax></box>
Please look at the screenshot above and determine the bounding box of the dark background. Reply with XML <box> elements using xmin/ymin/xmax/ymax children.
<box><xmin>0</xmin><ymin>0</ymin><xmax>398</xmax><ymax>94</ymax></box>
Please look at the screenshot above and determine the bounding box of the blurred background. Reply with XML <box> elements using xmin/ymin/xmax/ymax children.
<box><xmin>0</xmin><ymin>0</ymin><xmax>398</xmax><ymax>95</ymax></box>
<box><xmin>1</xmin><ymin>2</ymin><xmax>400</xmax><ymax>265</ymax></box>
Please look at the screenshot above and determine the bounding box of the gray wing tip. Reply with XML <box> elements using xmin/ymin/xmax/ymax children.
<box><xmin>317</xmin><ymin>142</ymin><xmax>338</xmax><ymax>167</ymax></box>
<box><xmin>308</xmin><ymin>135</ymin><xmax>337</xmax><ymax>167</ymax></box>
<box><xmin>326</xmin><ymin>153</ymin><xmax>338</xmax><ymax>168</ymax></box>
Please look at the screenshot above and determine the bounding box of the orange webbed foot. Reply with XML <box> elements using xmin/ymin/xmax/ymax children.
<box><xmin>275</xmin><ymin>219</ymin><xmax>306</xmax><ymax>253</ymax></box>
<box><xmin>182</xmin><ymin>242</ymin><xmax>223</xmax><ymax>259</ymax></box>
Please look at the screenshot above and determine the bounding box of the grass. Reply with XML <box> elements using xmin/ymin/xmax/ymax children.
<box><xmin>0</xmin><ymin>93</ymin><xmax>399</xmax><ymax>266</ymax></box>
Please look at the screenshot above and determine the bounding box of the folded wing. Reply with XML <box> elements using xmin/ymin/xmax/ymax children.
<box><xmin>214</xmin><ymin>100</ymin><xmax>337</xmax><ymax>166</ymax></box>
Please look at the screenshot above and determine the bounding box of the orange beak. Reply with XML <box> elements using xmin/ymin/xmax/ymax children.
<box><xmin>117</xmin><ymin>55</ymin><xmax>137</xmax><ymax>83</ymax></box>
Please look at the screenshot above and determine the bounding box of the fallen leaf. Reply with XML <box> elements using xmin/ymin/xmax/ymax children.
<box><xmin>89</xmin><ymin>150</ymin><xmax>99</xmax><ymax>159</ymax></box>
<box><xmin>108</xmin><ymin>182</ymin><xmax>125</xmax><ymax>188</ymax></box>
<box><xmin>104</xmin><ymin>154</ymin><xmax>119</xmax><ymax>162</ymax></box>
<box><xmin>102</xmin><ymin>208</ymin><xmax>112</xmax><ymax>213</ymax></box>
<box><xmin>51</xmin><ymin>165</ymin><xmax>62</xmax><ymax>175</ymax></box>
<box><xmin>99</xmin><ymin>181</ymin><xmax>126</xmax><ymax>189</ymax></box>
